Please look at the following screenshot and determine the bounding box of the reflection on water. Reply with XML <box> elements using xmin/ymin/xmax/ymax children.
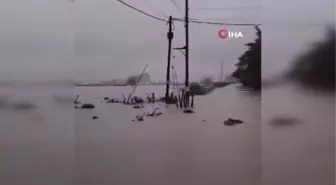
<box><xmin>0</xmin><ymin>95</ymin><xmax>37</xmax><ymax>110</ymax></box>
<box><xmin>269</xmin><ymin>116</ymin><xmax>302</xmax><ymax>128</ymax></box>
<box><xmin>263</xmin><ymin>82</ymin><xmax>335</xmax><ymax>185</ymax></box>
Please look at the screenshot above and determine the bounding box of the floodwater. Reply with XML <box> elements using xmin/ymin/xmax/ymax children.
<box><xmin>262</xmin><ymin>83</ymin><xmax>335</xmax><ymax>185</ymax></box>
<box><xmin>0</xmin><ymin>83</ymin><xmax>334</xmax><ymax>185</ymax></box>
<box><xmin>0</xmin><ymin>85</ymin><xmax>75</xmax><ymax>185</ymax></box>
<box><xmin>75</xmin><ymin>85</ymin><xmax>261</xmax><ymax>185</ymax></box>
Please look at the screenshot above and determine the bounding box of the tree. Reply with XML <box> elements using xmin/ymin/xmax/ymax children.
<box><xmin>125</xmin><ymin>76</ymin><xmax>137</xmax><ymax>86</ymax></box>
<box><xmin>200</xmin><ymin>76</ymin><xmax>213</xmax><ymax>85</ymax></box>
<box><xmin>288</xmin><ymin>27</ymin><xmax>335</xmax><ymax>91</ymax></box>
<box><xmin>124</xmin><ymin>73</ymin><xmax>151</xmax><ymax>86</ymax></box>
<box><xmin>232</xmin><ymin>26</ymin><xmax>261</xmax><ymax>90</ymax></box>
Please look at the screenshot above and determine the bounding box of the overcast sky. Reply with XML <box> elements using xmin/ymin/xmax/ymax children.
<box><xmin>0</xmin><ymin>0</ymin><xmax>334</xmax><ymax>82</ymax></box>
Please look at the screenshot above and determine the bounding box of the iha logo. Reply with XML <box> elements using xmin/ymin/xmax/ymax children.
<box><xmin>218</xmin><ymin>29</ymin><xmax>244</xmax><ymax>39</ymax></box>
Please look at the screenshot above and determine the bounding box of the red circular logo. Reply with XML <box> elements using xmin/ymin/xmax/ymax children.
<box><xmin>218</xmin><ymin>29</ymin><xmax>228</xmax><ymax>39</ymax></box>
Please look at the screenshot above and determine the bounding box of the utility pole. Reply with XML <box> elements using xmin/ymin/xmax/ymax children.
<box><xmin>165</xmin><ymin>16</ymin><xmax>174</xmax><ymax>103</ymax></box>
<box><xmin>185</xmin><ymin>0</ymin><xmax>189</xmax><ymax>88</ymax></box>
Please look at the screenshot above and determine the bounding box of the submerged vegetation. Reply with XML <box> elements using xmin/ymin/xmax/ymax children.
<box><xmin>232</xmin><ymin>26</ymin><xmax>261</xmax><ymax>90</ymax></box>
<box><xmin>288</xmin><ymin>27</ymin><xmax>335</xmax><ymax>91</ymax></box>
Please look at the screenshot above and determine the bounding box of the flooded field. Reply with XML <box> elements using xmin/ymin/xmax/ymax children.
<box><xmin>0</xmin><ymin>83</ymin><xmax>334</xmax><ymax>185</ymax></box>
<box><xmin>74</xmin><ymin>85</ymin><xmax>261</xmax><ymax>185</ymax></box>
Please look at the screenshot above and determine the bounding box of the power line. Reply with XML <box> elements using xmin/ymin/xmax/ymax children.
<box><xmin>116</xmin><ymin>0</ymin><xmax>262</xmax><ymax>26</ymax></box>
<box><xmin>188</xmin><ymin>17</ymin><xmax>262</xmax><ymax>26</ymax></box>
<box><xmin>174</xmin><ymin>17</ymin><xmax>261</xmax><ymax>26</ymax></box>
<box><xmin>116</xmin><ymin>0</ymin><xmax>167</xmax><ymax>22</ymax></box>
<box><xmin>193</xmin><ymin>6</ymin><xmax>262</xmax><ymax>11</ymax></box>
<box><xmin>140</xmin><ymin>0</ymin><xmax>170</xmax><ymax>19</ymax></box>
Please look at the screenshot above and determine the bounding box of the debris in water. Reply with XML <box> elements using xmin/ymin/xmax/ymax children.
<box><xmin>147</xmin><ymin>108</ymin><xmax>159</xmax><ymax>117</ymax></box>
<box><xmin>224</xmin><ymin>120</ymin><xmax>235</xmax><ymax>126</ymax></box>
<box><xmin>81</xmin><ymin>104</ymin><xmax>95</xmax><ymax>109</ymax></box>
<box><xmin>92</xmin><ymin>116</ymin><xmax>99</xmax><ymax>120</ymax></box>
<box><xmin>74</xmin><ymin>95</ymin><xmax>81</xmax><ymax>104</ymax></box>
<box><xmin>201</xmin><ymin>120</ymin><xmax>206</xmax><ymax>122</ymax></box>
<box><xmin>147</xmin><ymin>111</ymin><xmax>163</xmax><ymax>117</ymax></box>
<box><xmin>155</xmin><ymin>112</ymin><xmax>163</xmax><ymax>116</ymax></box>
<box><xmin>106</xmin><ymin>99</ymin><xmax>115</xmax><ymax>103</ymax></box>
<box><xmin>133</xmin><ymin>96</ymin><xmax>144</xmax><ymax>104</ymax></box>
<box><xmin>136</xmin><ymin>115</ymin><xmax>144</xmax><ymax>122</ymax></box>
<box><xmin>223</xmin><ymin>118</ymin><xmax>244</xmax><ymax>126</ymax></box>
<box><xmin>104</xmin><ymin>97</ymin><xmax>110</xmax><ymax>100</ymax></box>
<box><xmin>183</xmin><ymin>109</ymin><xmax>195</xmax><ymax>114</ymax></box>
<box><xmin>133</xmin><ymin>104</ymin><xmax>144</xmax><ymax>109</ymax></box>
<box><xmin>230</xmin><ymin>118</ymin><xmax>243</xmax><ymax>124</ymax></box>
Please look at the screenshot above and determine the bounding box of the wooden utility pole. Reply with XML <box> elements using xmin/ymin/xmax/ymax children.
<box><xmin>185</xmin><ymin>0</ymin><xmax>189</xmax><ymax>88</ymax></box>
<box><xmin>165</xmin><ymin>16</ymin><xmax>174</xmax><ymax>102</ymax></box>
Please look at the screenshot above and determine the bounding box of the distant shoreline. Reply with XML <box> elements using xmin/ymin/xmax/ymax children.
<box><xmin>75</xmin><ymin>82</ymin><xmax>185</xmax><ymax>87</ymax></box>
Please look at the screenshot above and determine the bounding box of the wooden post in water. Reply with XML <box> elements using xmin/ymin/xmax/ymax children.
<box><xmin>74</xmin><ymin>95</ymin><xmax>80</xmax><ymax>104</ymax></box>
<box><xmin>165</xmin><ymin>16</ymin><xmax>174</xmax><ymax>103</ymax></box>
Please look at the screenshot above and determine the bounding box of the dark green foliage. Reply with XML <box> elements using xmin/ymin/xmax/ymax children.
<box><xmin>232</xmin><ymin>26</ymin><xmax>261</xmax><ymax>90</ymax></box>
<box><xmin>289</xmin><ymin>27</ymin><xmax>335</xmax><ymax>91</ymax></box>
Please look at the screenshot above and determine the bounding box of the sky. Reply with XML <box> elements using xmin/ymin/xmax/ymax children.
<box><xmin>0</xmin><ymin>0</ymin><xmax>334</xmax><ymax>82</ymax></box>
